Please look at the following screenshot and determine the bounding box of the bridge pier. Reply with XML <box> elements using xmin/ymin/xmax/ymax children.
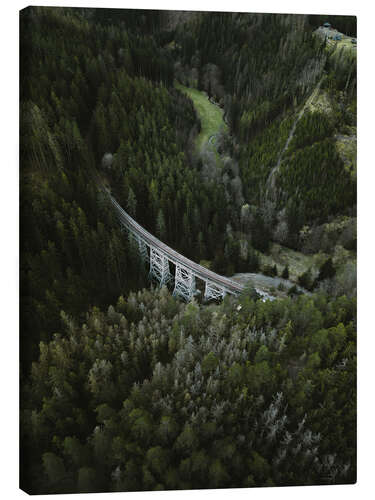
<box><xmin>149</xmin><ymin>247</ymin><xmax>172</xmax><ymax>286</ymax></box>
<box><xmin>204</xmin><ymin>281</ymin><xmax>226</xmax><ymax>302</ymax></box>
<box><xmin>137</xmin><ymin>236</ymin><xmax>149</xmax><ymax>262</ymax></box>
<box><xmin>173</xmin><ymin>264</ymin><xmax>196</xmax><ymax>301</ymax></box>
<box><xmin>108</xmin><ymin>194</ymin><xmax>244</xmax><ymax>300</ymax></box>
<box><xmin>125</xmin><ymin>229</ymin><xmax>149</xmax><ymax>263</ymax></box>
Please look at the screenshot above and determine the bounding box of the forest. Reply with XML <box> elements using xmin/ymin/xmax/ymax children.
<box><xmin>20</xmin><ymin>6</ymin><xmax>356</xmax><ymax>494</ymax></box>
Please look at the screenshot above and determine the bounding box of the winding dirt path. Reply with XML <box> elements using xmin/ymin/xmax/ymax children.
<box><xmin>265</xmin><ymin>76</ymin><xmax>324</xmax><ymax>200</ymax></box>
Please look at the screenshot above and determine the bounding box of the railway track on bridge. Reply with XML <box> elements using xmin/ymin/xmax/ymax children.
<box><xmin>105</xmin><ymin>190</ymin><xmax>245</xmax><ymax>301</ymax></box>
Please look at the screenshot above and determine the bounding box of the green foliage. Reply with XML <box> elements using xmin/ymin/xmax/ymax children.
<box><xmin>298</xmin><ymin>268</ymin><xmax>314</xmax><ymax>291</ymax></box>
<box><xmin>175</xmin><ymin>83</ymin><xmax>227</xmax><ymax>151</ymax></box>
<box><xmin>282</xmin><ymin>265</ymin><xmax>289</xmax><ymax>279</ymax></box>
<box><xmin>20</xmin><ymin>7</ymin><xmax>356</xmax><ymax>495</ymax></box>
<box><xmin>126</xmin><ymin>188</ymin><xmax>137</xmax><ymax>218</ymax></box>
<box><xmin>318</xmin><ymin>257</ymin><xmax>336</xmax><ymax>281</ymax></box>
<box><xmin>263</xmin><ymin>264</ymin><xmax>278</xmax><ymax>277</ymax></box>
<box><xmin>280</xmin><ymin>139</ymin><xmax>355</xmax><ymax>229</ymax></box>
<box><xmin>174</xmin><ymin>11</ymin><xmax>356</xmax><ymax>246</ymax></box>
<box><xmin>20</xmin><ymin>7</ymin><xmax>160</xmax><ymax>372</ymax></box>
<box><xmin>42</xmin><ymin>452</ymin><xmax>66</xmax><ymax>485</ymax></box>
<box><xmin>288</xmin><ymin>285</ymin><xmax>301</xmax><ymax>297</ymax></box>
<box><xmin>288</xmin><ymin>111</ymin><xmax>334</xmax><ymax>152</ymax></box>
<box><xmin>23</xmin><ymin>287</ymin><xmax>356</xmax><ymax>493</ymax></box>
<box><xmin>202</xmin><ymin>352</ymin><xmax>219</xmax><ymax>374</ymax></box>
<box><xmin>77</xmin><ymin>467</ymin><xmax>97</xmax><ymax>493</ymax></box>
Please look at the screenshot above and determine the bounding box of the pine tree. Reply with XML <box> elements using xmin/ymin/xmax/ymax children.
<box><xmin>282</xmin><ymin>265</ymin><xmax>289</xmax><ymax>279</ymax></box>
<box><xmin>156</xmin><ymin>209</ymin><xmax>166</xmax><ymax>240</ymax></box>
<box><xmin>318</xmin><ymin>258</ymin><xmax>336</xmax><ymax>281</ymax></box>
<box><xmin>126</xmin><ymin>187</ymin><xmax>137</xmax><ymax>218</ymax></box>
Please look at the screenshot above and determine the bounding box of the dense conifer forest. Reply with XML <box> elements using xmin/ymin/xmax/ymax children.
<box><xmin>20</xmin><ymin>7</ymin><xmax>356</xmax><ymax>493</ymax></box>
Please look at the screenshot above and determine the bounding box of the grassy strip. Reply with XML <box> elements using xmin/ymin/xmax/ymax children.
<box><xmin>175</xmin><ymin>82</ymin><xmax>227</xmax><ymax>151</ymax></box>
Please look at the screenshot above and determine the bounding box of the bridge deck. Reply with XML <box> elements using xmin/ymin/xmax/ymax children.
<box><xmin>109</xmin><ymin>195</ymin><xmax>244</xmax><ymax>295</ymax></box>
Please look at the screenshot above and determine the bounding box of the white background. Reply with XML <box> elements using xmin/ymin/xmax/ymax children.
<box><xmin>1</xmin><ymin>0</ymin><xmax>373</xmax><ymax>498</ymax></box>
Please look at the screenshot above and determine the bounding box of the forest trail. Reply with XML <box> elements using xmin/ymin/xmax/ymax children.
<box><xmin>265</xmin><ymin>76</ymin><xmax>324</xmax><ymax>200</ymax></box>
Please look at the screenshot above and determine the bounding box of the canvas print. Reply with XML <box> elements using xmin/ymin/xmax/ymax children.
<box><xmin>20</xmin><ymin>6</ymin><xmax>357</xmax><ymax>494</ymax></box>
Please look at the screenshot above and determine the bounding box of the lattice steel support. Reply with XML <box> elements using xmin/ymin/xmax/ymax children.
<box><xmin>204</xmin><ymin>281</ymin><xmax>226</xmax><ymax>302</ymax></box>
<box><xmin>137</xmin><ymin>236</ymin><xmax>149</xmax><ymax>262</ymax></box>
<box><xmin>149</xmin><ymin>247</ymin><xmax>172</xmax><ymax>286</ymax></box>
<box><xmin>124</xmin><ymin>229</ymin><xmax>148</xmax><ymax>261</ymax></box>
<box><xmin>126</xmin><ymin>228</ymin><xmax>137</xmax><ymax>250</ymax></box>
<box><xmin>173</xmin><ymin>264</ymin><xmax>196</xmax><ymax>301</ymax></box>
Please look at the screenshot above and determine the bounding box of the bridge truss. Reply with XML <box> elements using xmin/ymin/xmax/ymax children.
<box><xmin>108</xmin><ymin>192</ymin><xmax>244</xmax><ymax>302</ymax></box>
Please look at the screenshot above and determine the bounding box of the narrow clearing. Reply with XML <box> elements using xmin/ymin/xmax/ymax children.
<box><xmin>175</xmin><ymin>82</ymin><xmax>227</xmax><ymax>152</ymax></box>
<box><xmin>266</xmin><ymin>76</ymin><xmax>324</xmax><ymax>199</ymax></box>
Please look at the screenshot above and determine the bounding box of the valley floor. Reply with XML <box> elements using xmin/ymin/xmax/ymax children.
<box><xmin>175</xmin><ymin>82</ymin><xmax>227</xmax><ymax>151</ymax></box>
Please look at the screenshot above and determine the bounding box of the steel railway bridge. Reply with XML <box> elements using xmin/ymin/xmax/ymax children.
<box><xmin>107</xmin><ymin>193</ymin><xmax>245</xmax><ymax>301</ymax></box>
